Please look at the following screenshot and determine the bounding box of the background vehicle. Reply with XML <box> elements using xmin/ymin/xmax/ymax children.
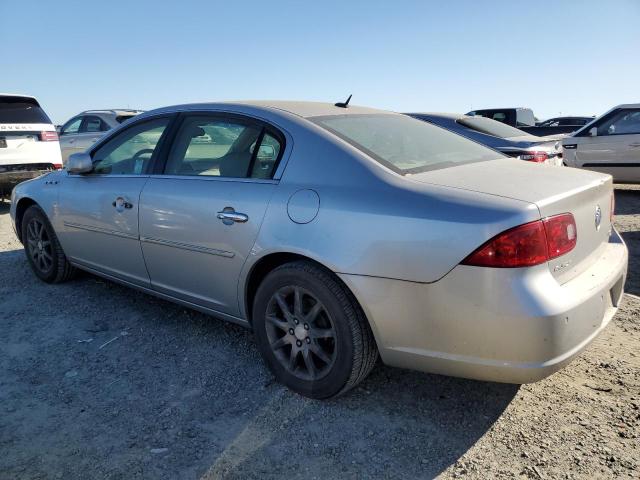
<box><xmin>466</xmin><ymin>107</ymin><xmax>536</xmax><ymax>127</ymax></box>
<box><xmin>10</xmin><ymin>101</ymin><xmax>626</xmax><ymax>399</ymax></box>
<box><xmin>562</xmin><ymin>104</ymin><xmax>640</xmax><ymax>183</ymax></box>
<box><xmin>58</xmin><ymin>109</ymin><xmax>143</xmax><ymax>162</ymax></box>
<box><xmin>523</xmin><ymin>116</ymin><xmax>595</xmax><ymax>137</ymax></box>
<box><xmin>0</xmin><ymin>94</ymin><xmax>62</xmax><ymax>201</ymax></box>
<box><xmin>408</xmin><ymin>112</ymin><xmax>563</xmax><ymax>165</ymax></box>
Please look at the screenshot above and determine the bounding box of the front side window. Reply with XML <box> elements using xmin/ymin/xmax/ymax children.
<box><xmin>312</xmin><ymin>114</ymin><xmax>500</xmax><ymax>175</ymax></box>
<box><xmin>597</xmin><ymin>109</ymin><xmax>640</xmax><ymax>136</ymax></box>
<box><xmin>91</xmin><ymin>117</ymin><xmax>170</xmax><ymax>175</ymax></box>
<box><xmin>61</xmin><ymin>117</ymin><xmax>82</xmax><ymax>135</ymax></box>
<box><xmin>165</xmin><ymin>116</ymin><xmax>283</xmax><ymax>179</ymax></box>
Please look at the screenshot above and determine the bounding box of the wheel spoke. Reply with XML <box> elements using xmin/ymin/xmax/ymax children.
<box><xmin>270</xmin><ymin>336</ymin><xmax>290</xmax><ymax>351</ymax></box>
<box><xmin>274</xmin><ymin>292</ymin><xmax>294</xmax><ymax>322</ymax></box>
<box><xmin>309</xmin><ymin>327</ymin><xmax>335</xmax><ymax>340</ymax></box>
<box><xmin>288</xmin><ymin>347</ymin><xmax>299</xmax><ymax>371</ymax></box>
<box><xmin>302</xmin><ymin>349</ymin><xmax>317</xmax><ymax>379</ymax></box>
<box><xmin>310</xmin><ymin>344</ymin><xmax>332</xmax><ymax>365</ymax></box>
<box><xmin>41</xmin><ymin>240</ymin><xmax>51</xmax><ymax>248</ymax></box>
<box><xmin>305</xmin><ymin>301</ymin><xmax>323</xmax><ymax>323</ymax></box>
<box><xmin>293</xmin><ymin>287</ymin><xmax>303</xmax><ymax>317</ymax></box>
<box><xmin>266</xmin><ymin>315</ymin><xmax>289</xmax><ymax>331</ymax></box>
<box><xmin>36</xmin><ymin>221</ymin><xmax>44</xmax><ymax>240</ymax></box>
<box><xmin>27</xmin><ymin>238</ymin><xmax>37</xmax><ymax>248</ymax></box>
<box><xmin>42</xmin><ymin>250</ymin><xmax>53</xmax><ymax>262</ymax></box>
<box><xmin>27</xmin><ymin>222</ymin><xmax>37</xmax><ymax>241</ymax></box>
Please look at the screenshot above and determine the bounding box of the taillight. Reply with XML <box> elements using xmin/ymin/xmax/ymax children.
<box><xmin>462</xmin><ymin>213</ymin><xmax>577</xmax><ymax>268</ymax></box>
<box><xmin>543</xmin><ymin>213</ymin><xmax>577</xmax><ymax>259</ymax></box>
<box><xmin>520</xmin><ymin>151</ymin><xmax>548</xmax><ymax>163</ymax></box>
<box><xmin>52</xmin><ymin>163</ymin><xmax>63</xmax><ymax>170</ymax></box>
<box><xmin>39</xmin><ymin>131</ymin><xmax>59</xmax><ymax>142</ymax></box>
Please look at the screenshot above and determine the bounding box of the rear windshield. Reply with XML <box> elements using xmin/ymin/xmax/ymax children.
<box><xmin>0</xmin><ymin>100</ymin><xmax>51</xmax><ymax>124</ymax></box>
<box><xmin>457</xmin><ymin>116</ymin><xmax>526</xmax><ymax>138</ymax></box>
<box><xmin>311</xmin><ymin>114</ymin><xmax>500</xmax><ymax>174</ymax></box>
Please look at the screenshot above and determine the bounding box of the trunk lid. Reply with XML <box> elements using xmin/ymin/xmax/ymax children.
<box><xmin>408</xmin><ymin>158</ymin><xmax>613</xmax><ymax>283</ymax></box>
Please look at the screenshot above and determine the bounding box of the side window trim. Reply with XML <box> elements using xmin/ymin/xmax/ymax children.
<box><xmin>157</xmin><ymin>111</ymin><xmax>286</xmax><ymax>181</ymax></box>
<box><xmin>87</xmin><ymin>114</ymin><xmax>178</xmax><ymax>176</ymax></box>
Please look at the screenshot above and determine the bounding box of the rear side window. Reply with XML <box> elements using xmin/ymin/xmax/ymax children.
<box><xmin>0</xmin><ymin>100</ymin><xmax>51</xmax><ymax>124</ymax></box>
<box><xmin>165</xmin><ymin>115</ymin><xmax>283</xmax><ymax>179</ymax></box>
<box><xmin>81</xmin><ymin>115</ymin><xmax>110</xmax><ymax>133</ymax></box>
<box><xmin>312</xmin><ymin>114</ymin><xmax>499</xmax><ymax>175</ymax></box>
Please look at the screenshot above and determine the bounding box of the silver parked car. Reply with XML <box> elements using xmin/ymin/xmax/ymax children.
<box><xmin>10</xmin><ymin>101</ymin><xmax>627</xmax><ymax>399</ymax></box>
<box><xmin>562</xmin><ymin>104</ymin><xmax>640</xmax><ymax>183</ymax></box>
<box><xmin>58</xmin><ymin>109</ymin><xmax>143</xmax><ymax>162</ymax></box>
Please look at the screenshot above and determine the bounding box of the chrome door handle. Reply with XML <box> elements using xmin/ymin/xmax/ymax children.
<box><xmin>112</xmin><ymin>197</ymin><xmax>133</xmax><ymax>212</ymax></box>
<box><xmin>217</xmin><ymin>209</ymin><xmax>248</xmax><ymax>224</ymax></box>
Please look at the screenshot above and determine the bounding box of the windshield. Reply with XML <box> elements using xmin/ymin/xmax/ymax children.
<box><xmin>311</xmin><ymin>114</ymin><xmax>500</xmax><ymax>175</ymax></box>
<box><xmin>457</xmin><ymin>116</ymin><xmax>526</xmax><ymax>138</ymax></box>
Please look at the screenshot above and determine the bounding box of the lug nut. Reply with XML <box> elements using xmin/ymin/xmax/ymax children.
<box><xmin>294</xmin><ymin>318</ymin><xmax>299</xmax><ymax>324</ymax></box>
<box><xmin>289</xmin><ymin>328</ymin><xmax>294</xmax><ymax>335</ymax></box>
<box><xmin>296</xmin><ymin>340</ymin><xmax>302</xmax><ymax>347</ymax></box>
<box><xmin>305</xmin><ymin>337</ymin><xmax>311</xmax><ymax>344</ymax></box>
<box><xmin>304</xmin><ymin>323</ymin><xmax>309</xmax><ymax>330</ymax></box>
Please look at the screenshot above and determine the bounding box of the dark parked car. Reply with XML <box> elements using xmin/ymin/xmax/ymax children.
<box><xmin>523</xmin><ymin>116</ymin><xmax>595</xmax><ymax>137</ymax></box>
<box><xmin>407</xmin><ymin>113</ymin><xmax>563</xmax><ymax>165</ymax></box>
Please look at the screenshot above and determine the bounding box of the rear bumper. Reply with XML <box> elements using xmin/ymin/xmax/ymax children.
<box><xmin>339</xmin><ymin>228</ymin><xmax>628</xmax><ymax>384</ymax></box>
<box><xmin>0</xmin><ymin>169</ymin><xmax>49</xmax><ymax>192</ymax></box>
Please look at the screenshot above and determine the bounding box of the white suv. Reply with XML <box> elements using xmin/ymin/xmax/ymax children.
<box><xmin>562</xmin><ymin>104</ymin><xmax>640</xmax><ymax>183</ymax></box>
<box><xmin>0</xmin><ymin>94</ymin><xmax>62</xmax><ymax>200</ymax></box>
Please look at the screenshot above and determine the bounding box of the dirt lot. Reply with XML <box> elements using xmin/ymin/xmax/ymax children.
<box><xmin>1</xmin><ymin>187</ymin><xmax>638</xmax><ymax>480</ymax></box>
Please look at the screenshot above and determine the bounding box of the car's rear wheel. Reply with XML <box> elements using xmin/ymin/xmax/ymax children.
<box><xmin>253</xmin><ymin>261</ymin><xmax>378</xmax><ymax>399</ymax></box>
<box><xmin>22</xmin><ymin>205</ymin><xmax>76</xmax><ymax>283</ymax></box>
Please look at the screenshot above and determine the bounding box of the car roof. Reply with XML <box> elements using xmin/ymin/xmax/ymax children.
<box><xmin>0</xmin><ymin>93</ymin><xmax>40</xmax><ymax>107</ymax></box>
<box><xmin>407</xmin><ymin>112</ymin><xmax>465</xmax><ymax>120</ymax></box>
<box><xmin>146</xmin><ymin>100</ymin><xmax>392</xmax><ymax>119</ymax></box>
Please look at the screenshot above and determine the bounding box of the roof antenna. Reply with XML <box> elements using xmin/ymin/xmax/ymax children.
<box><xmin>335</xmin><ymin>94</ymin><xmax>352</xmax><ymax>108</ymax></box>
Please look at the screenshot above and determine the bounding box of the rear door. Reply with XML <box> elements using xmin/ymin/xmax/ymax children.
<box><xmin>56</xmin><ymin>116</ymin><xmax>174</xmax><ymax>286</ymax></box>
<box><xmin>139</xmin><ymin>112</ymin><xmax>285</xmax><ymax>316</ymax></box>
<box><xmin>574</xmin><ymin>108</ymin><xmax>640</xmax><ymax>182</ymax></box>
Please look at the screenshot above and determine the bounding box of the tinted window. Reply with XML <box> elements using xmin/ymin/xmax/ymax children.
<box><xmin>92</xmin><ymin>117</ymin><xmax>169</xmax><ymax>175</ymax></box>
<box><xmin>0</xmin><ymin>101</ymin><xmax>51</xmax><ymax>124</ymax></box>
<box><xmin>457</xmin><ymin>117</ymin><xmax>526</xmax><ymax>138</ymax></box>
<box><xmin>312</xmin><ymin>114</ymin><xmax>499</xmax><ymax>175</ymax></box>
<box><xmin>81</xmin><ymin>116</ymin><xmax>109</xmax><ymax>133</ymax></box>
<box><xmin>61</xmin><ymin>117</ymin><xmax>82</xmax><ymax>135</ymax></box>
<box><xmin>597</xmin><ymin>109</ymin><xmax>640</xmax><ymax>136</ymax></box>
<box><xmin>166</xmin><ymin>116</ymin><xmax>282</xmax><ymax>179</ymax></box>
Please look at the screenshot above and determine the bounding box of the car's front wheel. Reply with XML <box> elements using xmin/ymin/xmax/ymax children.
<box><xmin>253</xmin><ymin>261</ymin><xmax>378</xmax><ymax>399</ymax></box>
<box><xmin>21</xmin><ymin>205</ymin><xmax>76</xmax><ymax>283</ymax></box>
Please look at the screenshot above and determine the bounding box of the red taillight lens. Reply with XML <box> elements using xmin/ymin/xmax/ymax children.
<box><xmin>39</xmin><ymin>131</ymin><xmax>59</xmax><ymax>142</ymax></box>
<box><xmin>520</xmin><ymin>151</ymin><xmax>548</xmax><ymax>163</ymax></box>
<box><xmin>462</xmin><ymin>214</ymin><xmax>577</xmax><ymax>268</ymax></box>
<box><xmin>543</xmin><ymin>213</ymin><xmax>577</xmax><ymax>259</ymax></box>
<box><xmin>52</xmin><ymin>163</ymin><xmax>63</xmax><ymax>170</ymax></box>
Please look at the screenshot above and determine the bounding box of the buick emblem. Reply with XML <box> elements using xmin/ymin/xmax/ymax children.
<box><xmin>595</xmin><ymin>205</ymin><xmax>602</xmax><ymax>230</ymax></box>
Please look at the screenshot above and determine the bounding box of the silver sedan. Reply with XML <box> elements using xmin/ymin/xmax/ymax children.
<box><xmin>10</xmin><ymin>101</ymin><xmax>628</xmax><ymax>399</ymax></box>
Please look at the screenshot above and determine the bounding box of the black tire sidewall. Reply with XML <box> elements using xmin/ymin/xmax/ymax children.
<box><xmin>22</xmin><ymin>206</ymin><xmax>60</xmax><ymax>283</ymax></box>
<box><xmin>254</xmin><ymin>265</ymin><xmax>356</xmax><ymax>399</ymax></box>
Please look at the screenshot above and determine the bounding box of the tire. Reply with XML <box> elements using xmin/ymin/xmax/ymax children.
<box><xmin>21</xmin><ymin>205</ymin><xmax>76</xmax><ymax>283</ymax></box>
<box><xmin>253</xmin><ymin>261</ymin><xmax>378</xmax><ymax>399</ymax></box>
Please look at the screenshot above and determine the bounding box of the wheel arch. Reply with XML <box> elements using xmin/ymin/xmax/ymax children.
<box><xmin>243</xmin><ymin>252</ymin><xmax>371</xmax><ymax>333</ymax></box>
<box><xmin>14</xmin><ymin>197</ymin><xmax>39</xmax><ymax>243</ymax></box>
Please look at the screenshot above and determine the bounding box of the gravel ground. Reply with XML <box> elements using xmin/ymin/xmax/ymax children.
<box><xmin>0</xmin><ymin>187</ymin><xmax>638</xmax><ymax>480</ymax></box>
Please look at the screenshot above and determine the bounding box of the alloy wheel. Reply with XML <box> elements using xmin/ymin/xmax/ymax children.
<box><xmin>26</xmin><ymin>218</ymin><xmax>53</xmax><ymax>274</ymax></box>
<box><xmin>265</xmin><ymin>285</ymin><xmax>337</xmax><ymax>381</ymax></box>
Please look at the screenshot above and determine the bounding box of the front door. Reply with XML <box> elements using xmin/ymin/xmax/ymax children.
<box><xmin>575</xmin><ymin>108</ymin><xmax>640</xmax><ymax>182</ymax></box>
<box><xmin>139</xmin><ymin>113</ymin><xmax>284</xmax><ymax>316</ymax></box>
<box><xmin>56</xmin><ymin>116</ymin><xmax>173</xmax><ymax>286</ymax></box>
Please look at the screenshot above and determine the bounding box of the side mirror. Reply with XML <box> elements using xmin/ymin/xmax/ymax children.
<box><xmin>588</xmin><ymin>127</ymin><xmax>598</xmax><ymax>137</ymax></box>
<box><xmin>67</xmin><ymin>152</ymin><xmax>93</xmax><ymax>174</ymax></box>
